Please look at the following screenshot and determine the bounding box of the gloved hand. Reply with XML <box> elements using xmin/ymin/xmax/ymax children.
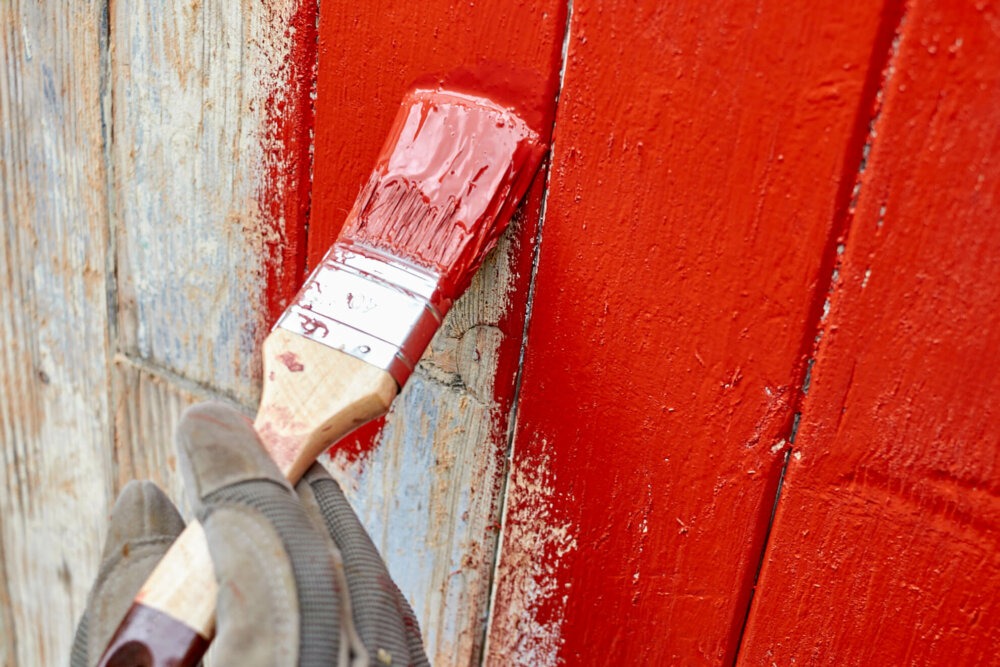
<box><xmin>70</xmin><ymin>402</ymin><xmax>428</xmax><ymax>667</ymax></box>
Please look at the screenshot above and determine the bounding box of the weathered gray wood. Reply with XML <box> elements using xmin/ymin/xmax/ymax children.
<box><xmin>0</xmin><ymin>2</ymin><xmax>113</xmax><ymax>664</ymax></box>
<box><xmin>2</xmin><ymin>2</ymin><xmax>537</xmax><ymax>664</ymax></box>
<box><xmin>110</xmin><ymin>0</ymin><xmax>300</xmax><ymax>406</ymax></box>
<box><xmin>1</xmin><ymin>1</ymin><xmax>300</xmax><ymax>663</ymax></box>
<box><xmin>113</xmin><ymin>356</ymin><xmax>209</xmax><ymax>511</ymax></box>
<box><xmin>324</xmin><ymin>224</ymin><xmax>531</xmax><ymax>666</ymax></box>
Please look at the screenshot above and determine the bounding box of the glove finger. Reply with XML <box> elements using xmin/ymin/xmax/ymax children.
<box><xmin>299</xmin><ymin>462</ymin><xmax>429</xmax><ymax>667</ymax></box>
<box><xmin>71</xmin><ymin>480</ymin><xmax>184</xmax><ymax>667</ymax></box>
<box><xmin>176</xmin><ymin>402</ymin><xmax>346</xmax><ymax>667</ymax></box>
<box><xmin>296</xmin><ymin>473</ymin><xmax>369</xmax><ymax>667</ymax></box>
<box><xmin>201</xmin><ymin>506</ymin><xmax>299</xmax><ymax>666</ymax></box>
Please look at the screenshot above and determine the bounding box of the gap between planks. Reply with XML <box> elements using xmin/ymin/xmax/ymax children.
<box><xmin>730</xmin><ymin>2</ymin><xmax>910</xmax><ymax>660</ymax></box>
<box><xmin>479</xmin><ymin>0</ymin><xmax>576</xmax><ymax>662</ymax></box>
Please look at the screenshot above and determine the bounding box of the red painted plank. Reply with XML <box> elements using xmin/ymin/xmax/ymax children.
<box><xmin>308</xmin><ymin>2</ymin><xmax>566</xmax><ymax>661</ymax></box>
<box><xmin>260</xmin><ymin>0</ymin><xmax>318</xmax><ymax>321</ymax></box>
<box><xmin>738</xmin><ymin>1</ymin><xmax>1000</xmax><ymax>664</ymax></box>
<box><xmin>308</xmin><ymin>0</ymin><xmax>567</xmax><ymax>455</ymax></box>
<box><xmin>486</xmin><ymin>1</ymin><xmax>897</xmax><ymax>664</ymax></box>
<box><xmin>309</xmin><ymin>1</ymin><xmax>566</xmax><ymax>266</ymax></box>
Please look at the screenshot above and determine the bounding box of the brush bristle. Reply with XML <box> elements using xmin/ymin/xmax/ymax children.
<box><xmin>338</xmin><ymin>89</ymin><xmax>545</xmax><ymax>298</ymax></box>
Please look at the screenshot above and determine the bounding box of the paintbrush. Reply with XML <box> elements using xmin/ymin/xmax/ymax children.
<box><xmin>97</xmin><ymin>88</ymin><xmax>546</xmax><ymax>666</ymax></box>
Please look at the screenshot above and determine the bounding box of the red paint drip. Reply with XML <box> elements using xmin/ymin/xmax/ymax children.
<box><xmin>259</xmin><ymin>0</ymin><xmax>318</xmax><ymax>323</ymax></box>
<box><xmin>339</xmin><ymin>90</ymin><xmax>546</xmax><ymax>299</ymax></box>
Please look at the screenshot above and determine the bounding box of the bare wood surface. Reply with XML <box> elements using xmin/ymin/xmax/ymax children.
<box><xmin>2</xmin><ymin>1</ymin><xmax>312</xmax><ymax>664</ymax></box>
<box><xmin>110</xmin><ymin>0</ymin><xmax>308</xmax><ymax>406</ymax></box>
<box><xmin>323</xmin><ymin>220</ymin><xmax>541</xmax><ymax>664</ymax></box>
<box><xmin>0</xmin><ymin>3</ymin><xmax>113</xmax><ymax>664</ymax></box>
<box><xmin>113</xmin><ymin>356</ymin><xmax>205</xmax><ymax>508</ymax></box>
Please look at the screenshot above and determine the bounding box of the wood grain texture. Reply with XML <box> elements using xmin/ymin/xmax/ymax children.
<box><xmin>738</xmin><ymin>1</ymin><xmax>1000</xmax><ymax>663</ymax></box>
<box><xmin>1</xmin><ymin>1</ymin><xmax>316</xmax><ymax>663</ymax></box>
<box><xmin>110</xmin><ymin>0</ymin><xmax>315</xmax><ymax>406</ymax></box>
<box><xmin>322</xmin><ymin>211</ymin><xmax>541</xmax><ymax>664</ymax></box>
<box><xmin>114</xmin><ymin>356</ymin><xmax>205</xmax><ymax>510</ymax></box>
<box><xmin>0</xmin><ymin>2</ymin><xmax>114</xmax><ymax>664</ymax></box>
<box><xmin>485</xmin><ymin>1</ymin><xmax>898</xmax><ymax>664</ymax></box>
<box><xmin>255</xmin><ymin>329</ymin><xmax>396</xmax><ymax>480</ymax></box>
<box><xmin>310</xmin><ymin>2</ymin><xmax>565</xmax><ymax>664</ymax></box>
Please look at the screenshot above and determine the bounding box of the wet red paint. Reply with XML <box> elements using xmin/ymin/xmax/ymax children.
<box><xmin>309</xmin><ymin>1</ymin><xmax>565</xmax><ymax>270</ymax></box>
<box><xmin>277</xmin><ymin>351</ymin><xmax>304</xmax><ymax>373</ymax></box>
<box><xmin>487</xmin><ymin>1</ymin><xmax>899</xmax><ymax>664</ymax></box>
<box><xmin>738</xmin><ymin>1</ymin><xmax>1000</xmax><ymax>664</ymax></box>
<box><xmin>310</xmin><ymin>0</ymin><xmax>566</xmax><ymax>465</ymax></box>
<box><xmin>258</xmin><ymin>0</ymin><xmax>318</xmax><ymax>323</ymax></box>
<box><xmin>339</xmin><ymin>89</ymin><xmax>545</xmax><ymax>299</ymax></box>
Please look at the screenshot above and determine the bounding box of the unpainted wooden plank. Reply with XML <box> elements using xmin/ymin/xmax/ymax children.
<box><xmin>485</xmin><ymin>1</ymin><xmax>898</xmax><ymax>664</ymax></box>
<box><xmin>0</xmin><ymin>2</ymin><xmax>113</xmax><ymax>664</ymax></box>
<box><xmin>324</xmin><ymin>214</ymin><xmax>538</xmax><ymax>664</ymax></box>
<box><xmin>111</xmin><ymin>0</ymin><xmax>314</xmax><ymax>407</ymax></box>
<box><xmin>113</xmin><ymin>356</ymin><xmax>211</xmax><ymax>513</ymax></box>
<box><xmin>738</xmin><ymin>1</ymin><xmax>1000</xmax><ymax>663</ymax></box>
<box><xmin>310</xmin><ymin>3</ymin><xmax>566</xmax><ymax>664</ymax></box>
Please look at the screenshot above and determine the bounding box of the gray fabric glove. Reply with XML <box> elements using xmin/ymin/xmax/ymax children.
<box><xmin>71</xmin><ymin>402</ymin><xmax>429</xmax><ymax>667</ymax></box>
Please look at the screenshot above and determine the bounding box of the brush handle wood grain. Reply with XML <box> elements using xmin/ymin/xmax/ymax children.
<box><xmin>97</xmin><ymin>329</ymin><xmax>396</xmax><ymax>667</ymax></box>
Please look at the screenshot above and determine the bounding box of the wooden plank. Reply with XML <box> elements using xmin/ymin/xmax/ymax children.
<box><xmin>0</xmin><ymin>3</ymin><xmax>113</xmax><ymax>664</ymax></box>
<box><xmin>484</xmin><ymin>1</ymin><xmax>899</xmax><ymax>664</ymax></box>
<box><xmin>110</xmin><ymin>0</ymin><xmax>316</xmax><ymax>406</ymax></box>
<box><xmin>320</xmin><ymin>210</ymin><xmax>540</xmax><ymax>663</ymax></box>
<box><xmin>310</xmin><ymin>2</ymin><xmax>566</xmax><ymax>663</ymax></box>
<box><xmin>112</xmin><ymin>356</ymin><xmax>210</xmax><ymax>513</ymax></box>
<box><xmin>738</xmin><ymin>1</ymin><xmax>1000</xmax><ymax>663</ymax></box>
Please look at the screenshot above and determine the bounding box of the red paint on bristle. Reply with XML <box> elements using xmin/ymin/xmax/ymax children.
<box><xmin>259</xmin><ymin>1</ymin><xmax>318</xmax><ymax>323</ymax></box>
<box><xmin>338</xmin><ymin>90</ymin><xmax>545</xmax><ymax>299</ymax></box>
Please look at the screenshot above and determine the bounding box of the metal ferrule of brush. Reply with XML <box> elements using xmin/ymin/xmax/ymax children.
<box><xmin>275</xmin><ymin>242</ymin><xmax>452</xmax><ymax>387</ymax></box>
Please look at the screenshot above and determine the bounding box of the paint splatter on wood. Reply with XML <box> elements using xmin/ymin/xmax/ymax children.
<box><xmin>738</xmin><ymin>1</ymin><xmax>1000</xmax><ymax>662</ymax></box>
<box><xmin>484</xmin><ymin>442</ymin><xmax>576</xmax><ymax>667</ymax></box>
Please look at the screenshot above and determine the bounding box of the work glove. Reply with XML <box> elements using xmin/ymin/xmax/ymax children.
<box><xmin>70</xmin><ymin>402</ymin><xmax>428</xmax><ymax>667</ymax></box>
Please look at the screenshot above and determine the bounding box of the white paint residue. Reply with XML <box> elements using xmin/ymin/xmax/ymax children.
<box><xmin>486</xmin><ymin>440</ymin><xmax>578</xmax><ymax>667</ymax></box>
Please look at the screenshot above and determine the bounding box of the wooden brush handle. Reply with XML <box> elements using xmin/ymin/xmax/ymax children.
<box><xmin>98</xmin><ymin>330</ymin><xmax>396</xmax><ymax>667</ymax></box>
